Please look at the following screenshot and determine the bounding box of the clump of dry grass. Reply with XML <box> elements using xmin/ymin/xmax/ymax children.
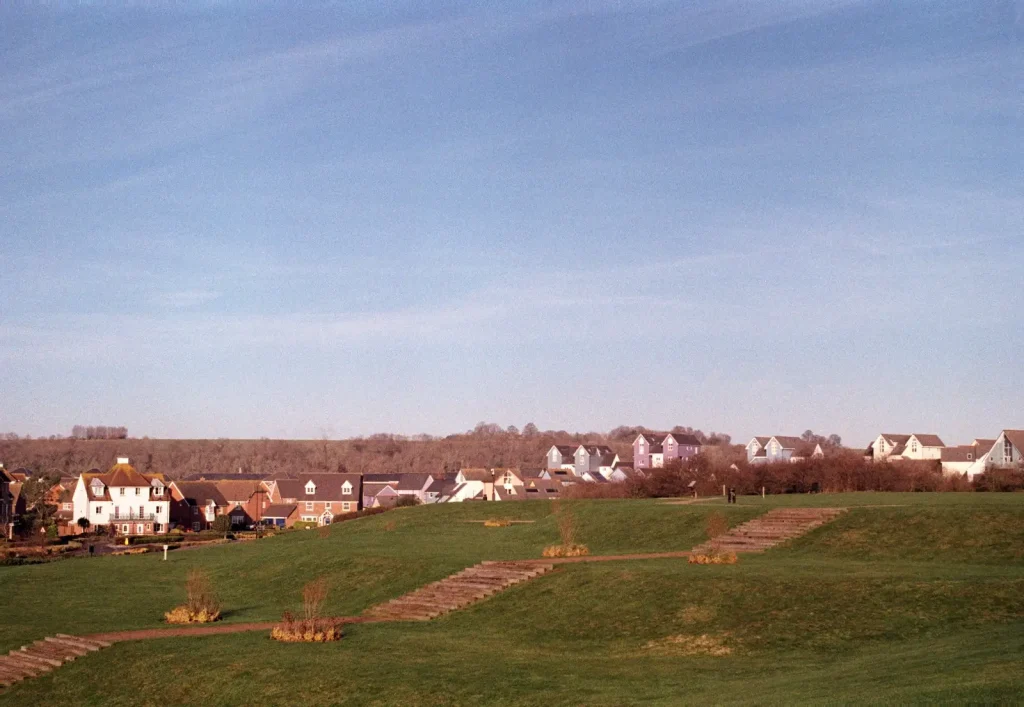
<box><xmin>542</xmin><ymin>501</ymin><xmax>590</xmax><ymax>557</ymax></box>
<box><xmin>484</xmin><ymin>519</ymin><xmax>511</xmax><ymax>527</ymax></box>
<box><xmin>271</xmin><ymin>577</ymin><xmax>342</xmax><ymax>643</ymax></box>
<box><xmin>643</xmin><ymin>633</ymin><xmax>733</xmax><ymax>656</ymax></box>
<box><xmin>165</xmin><ymin>568</ymin><xmax>222</xmax><ymax>623</ymax></box>
<box><xmin>542</xmin><ymin>543</ymin><xmax>590</xmax><ymax>558</ymax></box>
<box><xmin>688</xmin><ymin>552</ymin><xmax>738</xmax><ymax>565</ymax></box>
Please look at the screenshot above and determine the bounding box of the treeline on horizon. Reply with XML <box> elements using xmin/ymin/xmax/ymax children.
<box><xmin>0</xmin><ymin>422</ymin><xmax>746</xmax><ymax>479</ymax></box>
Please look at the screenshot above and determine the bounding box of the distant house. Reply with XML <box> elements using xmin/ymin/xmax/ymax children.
<box><xmin>867</xmin><ymin>434</ymin><xmax>945</xmax><ymax>462</ymax></box>
<box><xmin>546</xmin><ymin>445</ymin><xmax>579</xmax><ymax>471</ymax></box>
<box><xmin>449</xmin><ymin>468</ymin><xmax>494</xmax><ymax>502</ymax></box>
<box><xmin>940</xmin><ymin>445</ymin><xmax>983</xmax><ymax>476</ymax></box>
<box><xmin>747</xmin><ymin>436</ymin><xmax>824</xmax><ymax>464</ymax></box>
<box><xmin>634</xmin><ymin>434</ymin><xmax>663</xmax><ymax>469</ymax></box>
<box><xmin>982</xmin><ymin>430</ymin><xmax>1024</xmax><ymax>471</ymax></box>
<box><xmin>72</xmin><ymin>458</ymin><xmax>172</xmax><ymax>536</ymax></box>
<box><xmin>170</xmin><ymin>481</ymin><xmax>230</xmax><ymax>531</ymax></box>
<box><xmin>634</xmin><ymin>432</ymin><xmax>703</xmax><ymax>469</ymax></box>
<box><xmin>264</xmin><ymin>473</ymin><xmax>363</xmax><ymax>526</ymax></box>
<box><xmin>573</xmin><ymin>445</ymin><xmax>615</xmax><ymax>477</ymax></box>
<box><xmin>261</xmin><ymin>503</ymin><xmax>297</xmax><ymax>528</ymax></box>
<box><xmin>363</xmin><ymin>473</ymin><xmax>437</xmax><ymax>506</ymax></box>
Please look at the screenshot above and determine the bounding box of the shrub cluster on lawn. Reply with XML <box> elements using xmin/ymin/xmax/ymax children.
<box><xmin>165</xmin><ymin>569</ymin><xmax>222</xmax><ymax>624</ymax></box>
<box><xmin>688</xmin><ymin>552</ymin><xmax>739</xmax><ymax>565</ymax></box>
<box><xmin>271</xmin><ymin>577</ymin><xmax>343</xmax><ymax>643</ymax></box>
<box><xmin>543</xmin><ymin>500</ymin><xmax>590</xmax><ymax>557</ymax></box>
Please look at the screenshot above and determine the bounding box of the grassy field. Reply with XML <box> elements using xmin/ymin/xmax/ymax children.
<box><xmin>1</xmin><ymin>493</ymin><xmax>1022</xmax><ymax>705</ymax></box>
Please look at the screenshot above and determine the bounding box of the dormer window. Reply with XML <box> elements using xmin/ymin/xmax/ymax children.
<box><xmin>341</xmin><ymin>481</ymin><xmax>352</xmax><ymax>495</ymax></box>
<box><xmin>153</xmin><ymin>486</ymin><xmax>163</xmax><ymax>497</ymax></box>
<box><xmin>305</xmin><ymin>481</ymin><xmax>316</xmax><ymax>495</ymax></box>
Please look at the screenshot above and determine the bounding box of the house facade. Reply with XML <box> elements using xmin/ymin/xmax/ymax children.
<box><xmin>868</xmin><ymin>434</ymin><xmax>945</xmax><ymax>462</ymax></box>
<box><xmin>265</xmin><ymin>473</ymin><xmax>363</xmax><ymax>526</ymax></box>
<box><xmin>71</xmin><ymin>458</ymin><xmax>171</xmax><ymax>535</ymax></box>
<box><xmin>546</xmin><ymin>445</ymin><xmax>578</xmax><ymax>471</ymax></box>
<box><xmin>635</xmin><ymin>432</ymin><xmax>703</xmax><ymax>469</ymax></box>
<box><xmin>747</xmin><ymin>436</ymin><xmax>824</xmax><ymax>464</ymax></box>
<box><xmin>984</xmin><ymin>430</ymin><xmax>1024</xmax><ymax>470</ymax></box>
<box><xmin>573</xmin><ymin>445</ymin><xmax>614</xmax><ymax>477</ymax></box>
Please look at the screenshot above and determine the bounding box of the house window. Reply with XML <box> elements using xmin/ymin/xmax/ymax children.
<box><xmin>911</xmin><ymin>441</ymin><xmax>918</xmax><ymax>453</ymax></box>
<box><xmin>325</xmin><ymin>502</ymin><xmax>332</xmax><ymax>511</ymax></box>
<box><xmin>95</xmin><ymin>506</ymin><xmax>102</xmax><ymax>515</ymax></box>
<box><xmin>193</xmin><ymin>522</ymin><xmax>201</xmax><ymax>531</ymax></box>
<box><xmin>119</xmin><ymin>488</ymin><xmax>125</xmax><ymax>496</ymax></box>
<box><xmin>139</xmin><ymin>505</ymin><xmax>144</xmax><ymax>517</ymax></box>
<box><xmin>306</xmin><ymin>501</ymin><xmax>314</xmax><ymax>511</ymax></box>
<box><xmin>135</xmin><ymin>487</ymin><xmax>140</xmax><ymax>496</ymax></box>
<box><xmin>122</xmin><ymin>524</ymin><xmax>130</xmax><ymax>533</ymax></box>
<box><xmin>342</xmin><ymin>483</ymin><xmax>351</xmax><ymax>495</ymax></box>
<box><xmin>154</xmin><ymin>486</ymin><xmax>163</xmax><ymax>496</ymax></box>
<box><xmin>342</xmin><ymin>502</ymin><xmax>351</xmax><ymax>512</ymax></box>
<box><xmin>156</xmin><ymin>506</ymin><xmax>162</xmax><ymax>515</ymax></box>
<box><xmin>63</xmin><ymin>503</ymin><xmax>71</xmax><ymax>511</ymax></box>
<box><xmin>305</xmin><ymin>482</ymin><xmax>316</xmax><ymax>495</ymax></box>
<box><xmin>1005</xmin><ymin>439</ymin><xmax>1013</xmax><ymax>462</ymax></box>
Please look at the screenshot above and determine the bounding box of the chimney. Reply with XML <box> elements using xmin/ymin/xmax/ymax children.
<box><xmin>117</xmin><ymin>457</ymin><xmax>130</xmax><ymax>465</ymax></box>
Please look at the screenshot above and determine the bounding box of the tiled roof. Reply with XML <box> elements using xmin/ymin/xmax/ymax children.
<box><xmin>941</xmin><ymin>446</ymin><xmax>978</xmax><ymax>463</ymax></box>
<box><xmin>1003</xmin><ymin>430</ymin><xmax>1024</xmax><ymax>454</ymax></box>
<box><xmin>665</xmin><ymin>433</ymin><xmax>702</xmax><ymax>446</ymax></box>
<box><xmin>214</xmin><ymin>480</ymin><xmax>263</xmax><ymax>503</ymax></box>
<box><xmin>263</xmin><ymin>503</ymin><xmax>296</xmax><ymax>518</ymax></box>
<box><xmin>273</xmin><ymin>474</ymin><xmax>362</xmax><ymax>502</ymax></box>
<box><xmin>174</xmin><ymin>481</ymin><xmax>228</xmax><ymax>507</ymax></box>
<box><xmin>395</xmin><ymin>473</ymin><xmax>433</xmax><ymax>491</ymax></box>
<box><xmin>911</xmin><ymin>434</ymin><xmax>945</xmax><ymax>447</ymax></box>
<box><xmin>458</xmin><ymin>468</ymin><xmax>493</xmax><ymax>482</ymax></box>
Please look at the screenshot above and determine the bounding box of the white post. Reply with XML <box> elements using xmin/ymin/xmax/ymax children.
<box><xmin>762</xmin><ymin>486</ymin><xmax>765</xmax><ymax>498</ymax></box>
<box><xmin>722</xmin><ymin>484</ymin><xmax>726</xmax><ymax>497</ymax></box>
<box><xmin>163</xmin><ymin>544</ymin><xmax>168</xmax><ymax>561</ymax></box>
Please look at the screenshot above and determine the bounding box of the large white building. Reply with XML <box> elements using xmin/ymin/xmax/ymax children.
<box><xmin>71</xmin><ymin>457</ymin><xmax>171</xmax><ymax>535</ymax></box>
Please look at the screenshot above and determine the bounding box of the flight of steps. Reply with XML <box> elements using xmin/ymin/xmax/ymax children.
<box><xmin>365</xmin><ymin>561</ymin><xmax>555</xmax><ymax>621</ymax></box>
<box><xmin>691</xmin><ymin>507</ymin><xmax>846</xmax><ymax>555</ymax></box>
<box><xmin>0</xmin><ymin>634</ymin><xmax>112</xmax><ymax>689</ymax></box>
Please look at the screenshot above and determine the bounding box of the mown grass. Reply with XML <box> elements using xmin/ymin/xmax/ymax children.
<box><xmin>1</xmin><ymin>493</ymin><xmax>1023</xmax><ymax>705</ymax></box>
<box><xmin>0</xmin><ymin>500</ymin><xmax>758</xmax><ymax>652</ymax></box>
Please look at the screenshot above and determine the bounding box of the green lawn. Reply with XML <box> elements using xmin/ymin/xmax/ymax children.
<box><xmin>1</xmin><ymin>493</ymin><xmax>1023</xmax><ymax>705</ymax></box>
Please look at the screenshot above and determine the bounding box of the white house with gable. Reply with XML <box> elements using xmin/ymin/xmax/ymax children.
<box><xmin>72</xmin><ymin>457</ymin><xmax>171</xmax><ymax>535</ymax></box>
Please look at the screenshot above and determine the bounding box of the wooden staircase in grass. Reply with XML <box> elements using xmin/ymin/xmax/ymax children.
<box><xmin>691</xmin><ymin>507</ymin><xmax>846</xmax><ymax>555</ymax></box>
<box><xmin>365</xmin><ymin>560</ymin><xmax>555</xmax><ymax>621</ymax></box>
<box><xmin>0</xmin><ymin>634</ymin><xmax>112</xmax><ymax>689</ymax></box>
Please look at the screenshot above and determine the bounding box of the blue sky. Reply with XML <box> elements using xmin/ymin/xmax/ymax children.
<box><xmin>1</xmin><ymin>0</ymin><xmax>1021</xmax><ymax>445</ymax></box>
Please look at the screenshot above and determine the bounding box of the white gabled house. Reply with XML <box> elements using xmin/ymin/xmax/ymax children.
<box><xmin>868</xmin><ymin>433</ymin><xmax>945</xmax><ymax>462</ymax></box>
<box><xmin>72</xmin><ymin>457</ymin><xmax>171</xmax><ymax>535</ymax></box>
<box><xmin>982</xmin><ymin>430</ymin><xmax>1024</xmax><ymax>471</ymax></box>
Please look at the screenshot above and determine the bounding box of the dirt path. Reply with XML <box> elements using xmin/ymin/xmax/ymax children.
<box><xmin>85</xmin><ymin>616</ymin><xmax>380</xmax><ymax>643</ymax></box>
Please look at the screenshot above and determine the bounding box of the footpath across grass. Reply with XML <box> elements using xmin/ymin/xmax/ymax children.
<box><xmin>1</xmin><ymin>493</ymin><xmax>1023</xmax><ymax>705</ymax></box>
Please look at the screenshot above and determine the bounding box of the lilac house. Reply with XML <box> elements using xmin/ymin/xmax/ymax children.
<box><xmin>634</xmin><ymin>432</ymin><xmax>702</xmax><ymax>469</ymax></box>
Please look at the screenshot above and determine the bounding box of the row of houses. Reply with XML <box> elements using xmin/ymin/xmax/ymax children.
<box><xmin>741</xmin><ymin>429</ymin><xmax>1024</xmax><ymax>478</ymax></box>
<box><xmin>865</xmin><ymin>430</ymin><xmax>1024</xmax><ymax>477</ymax></box>
<box><xmin>0</xmin><ymin>458</ymin><xmax>585</xmax><ymax>537</ymax></box>
<box><xmin>545</xmin><ymin>432</ymin><xmax>703</xmax><ymax>480</ymax></box>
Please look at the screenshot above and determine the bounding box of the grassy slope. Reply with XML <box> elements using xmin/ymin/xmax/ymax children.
<box><xmin>2</xmin><ymin>493</ymin><xmax>1023</xmax><ymax>705</ymax></box>
<box><xmin>0</xmin><ymin>500</ymin><xmax>759</xmax><ymax>652</ymax></box>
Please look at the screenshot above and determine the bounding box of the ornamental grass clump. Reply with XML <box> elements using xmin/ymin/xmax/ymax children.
<box><xmin>165</xmin><ymin>568</ymin><xmax>222</xmax><ymax>623</ymax></box>
<box><xmin>542</xmin><ymin>501</ymin><xmax>590</xmax><ymax>558</ymax></box>
<box><xmin>688</xmin><ymin>551</ymin><xmax>738</xmax><ymax>565</ymax></box>
<box><xmin>271</xmin><ymin>577</ymin><xmax>343</xmax><ymax>643</ymax></box>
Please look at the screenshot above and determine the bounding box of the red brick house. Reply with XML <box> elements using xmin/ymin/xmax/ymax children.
<box><xmin>264</xmin><ymin>473</ymin><xmax>363</xmax><ymax>526</ymax></box>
